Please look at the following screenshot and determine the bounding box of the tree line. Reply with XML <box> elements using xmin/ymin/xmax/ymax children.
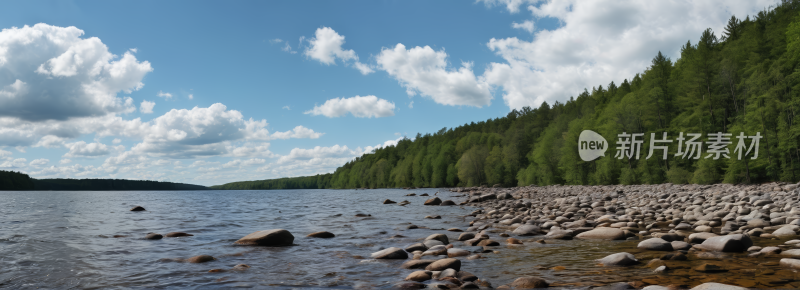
<box><xmin>0</xmin><ymin>171</ymin><xmax>208</xmax><ymax>191</ymax></box>
<box><xmin>216</xmin><ymin>2</ymin><xmax>800</xmax><ymax>189</ymax></box>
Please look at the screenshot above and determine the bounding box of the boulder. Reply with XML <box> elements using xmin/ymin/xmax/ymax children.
<box><xmin>598</xmin><ymin>252</ymin><xmax>638</xmax><ymax>266</ymax></box>
<box><xmin>423</xmin><ymin>239</ymin><xmax>445</xmax><ymax>248</ymax></box>
<box><xmin>401</xmin><ymin>259</ymin><xmax>437</xmax><ymax>269</ymax></box>
<box><xmin>670</xmin><ymin>241</ymin><xmax>692</xmax><ymax>251</ymax></box>
<box><xmin>425</xmin><ymin>258</ymin><xmax>461</xmax><ymax>271</ymax></box>
<box><xmin>510</xmin><ymin>276</ymin><xmax>549</xmax><ymax>289</ymax></box>
<box><xmin>447</xmin><ymin>248</ymin><xmax>471</xmax><ymax>257</ymax></box>
<box><xmin>187</xmin><ymin>255</ymin><xmax>214</xmax><ymax>263</ymax></box>
<box><xmin>780</xmin><ymin>258</ymin><xmax>800</xmax><ymax>269</ymax></box>
<box><xmin>423</xmin><ymin>245</ymin><xmax>447</xmax><ymax>256</ymax></box>
<box><xmin>592</xmin><ymin>282</ymin><xmax>635</xmax><ymax>290</ymax></box>
<box><xmin>405</xmin><ymin>270</ymin><xmax>432</xmax><ymax>282</ymax></box>
<box><xmin>424</xmin><ymin>197</ymin><xmax>442</xmax><ymax>205</ymax></box>
<box><xmin>235</xmin><ymin>229</ymin><xmax>294</xmax><ymax>246</ymax></box>
<box><xmin>457</xmin><ymin>271</ymin><xmax>478</xmax><ymax>282</ymax></box>
<box><xmin>637</xmin><ymin>238</ymin><xmax>673</xmax><ymax>251</ymax></box>
<box><xmin>477</xmin><ymin>239</ymin><xmax>500</xmax><ymax>247</ymax></box>
<box><xmin>512</xmin><ymin>225</ymin><xmax>541</xmax><ymax>236</ymax></box>
<box><xmin>458</xmin><ymin>233</ymin><xmax>476</xmax><ymax>241</ymax></box>
<box><xmin>688</xmin><ymin>232</ymin><xmax>718</xmax><ymax>244</ymax></box>
<box><xmin>440</xmin><ymin>200</ymin><xmax>456</xmax><ymax>206</ymax></box>
<box><xmin>371</xmin><ymin>247</ymin><xmax>408</xmax><ymax>259</ymax></box>
<box><xmin>383</xmin><ymin>199</ymin><xmax>397</xmax><ymax>204</ymax></box>
<box><xmin>576</xmin><ymin>228</ymin><xmax>626</xmax><ymax>240</ymax></box>
<box><xmin>130</xmin><ymin>206</ymin><xmax>146</xmax><ymax>211</ymax></box>
<box><xmin>545</xmin><ymin>229</ymin><xmax>574</xmax><ymax>240</ymax></box>
<box><xmin>690</xmin><ymin>282</ymin><xmax>747</xmax><ymax>290</ymax></box>
<box><xmin>781</xmin><ymin>249</ymin><xmax>800</xmax><ymax>257</ymax></box>
<box><xmin>404</xmin><ymin>243</ymin><xmax>427</xmax><ymax>252</ymax></box>
<box><xmin>697</xmin><ymin>234</ymin><xmax>752</xmax><ymax>252</ymax></box>
<box><xmin>306</xmin><ymin>231</ymin><xmax>335</xmax><ymax>238</ymax></box>
<box><xmin>773</xmin><ymin>225</ymin><xmax>799</xmax><ymax>238</ymax></box>
<box><xmin>145</xmin><ymin>233</ymin><xmax>163</xmax><ymax>240</ymax></box>
<box><xmin>507</xmin><ymin>238</ymin><xmax>523</xmax><ymax>244</ymax></box>
<box><xmin>165</xmin><ymin>232</ymin><xmax>193</xmax><ymax>237</ymax></box>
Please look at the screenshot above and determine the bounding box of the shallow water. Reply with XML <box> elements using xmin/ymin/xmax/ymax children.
<box><xmin>1</xmin><ymin>189</ymin><xmax>799</xmax><ymax>289</ymax></box>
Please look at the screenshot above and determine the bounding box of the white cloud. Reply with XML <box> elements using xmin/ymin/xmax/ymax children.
<box><xmin>0</xmin><ymin>149</ymin><xmax>11</xmax><ymax>158</ymax></box>
<box><xmin>305</xmin><ymin>95</ymin><xmax>395</xmax><ymax>118</ymax></box>
<box><xmin>223</xmin><ymin>158</ymin><xmax>266</xmax><ymax>168</ymax></box>
<box><xmin>112</xmin><ymin>138</ymin><xmax>121</xmax><ymax>144</ymax></box>
<box><xmin>34</xmin><ymin>135</ymin><xmax>67</xmax><ymax>148</ymax></box>
<box><xmin>269</xmin><ymin>38</ymin><xmax>283</xmax><ymax>44</ymax></box>
<box><xmin>188</xmin><ymin>94</ymin><xmax>194</xmax><ymax>100</ymax></box>
<box><xmin>60</xmin><ymin>158</ymin><xmax>71</xmax><ymax>164</ymax></box>
<box><xmin>482</xmin><ymin>0</ymin><xmax>778</xmax><ymax>110</ymax></box>
<box><xmin>377</xmin><ymin>44</ymin><xmax>492</xmax><ymax>107</ymax></box>
<box><xmin>394</xmin><ymin>132</ymin><xmax>401</xmax><ymax>136</ymax></box>
<box><xmin>0</xmin><ymin>158</ymin><xmax>26</xmax><ymax>168</ymax></box>
<box><xmin>156</xmin><ymin>90</ymin><xmax>173</xmax><ymax>99</ymax></box>
<box><xmin>63</xmin><ymin>141</ymin><xmax>110</xmax><ymax>158</ymax></box>
<box><xmin>0</xmin><ymin>24</ymin><xmax>151</xmax><ymax>121</ymax></box>
<box><xmin>140</xmin><ymin>100</ymin><xmax>155</xmax><ymax>114</ymax></box>
<box><xmin>512</xmin><ymin>20</ymin><xmax>535</xmax><ymax>33</ymax></box>
<box><xmin>29</xmin><ymin>158</ymin><xmax>48</xmax><ymax>167</ymax></box>
<box><xmin>477</xmin><ymin>0</ymin><xmax>535</xmax><ymax>13</ymax></box>
<box><xmin>304</xmin><ymin>27</ymin><xmax>373</xmax><ymax>75</ymax></box>
<box><xmin>408</xmin><ymin>101</ymin><xmax>414</xmax><ymax>109</ymax></box>
<box><xmin>282</xmin><ymin>106</ymin><xmax>290</xmax><ymax>110</ymax></box>
<box><xmin>270</xmin><ymin>125</ymin><xmax>324</xmax><ymax>140</ymax></box>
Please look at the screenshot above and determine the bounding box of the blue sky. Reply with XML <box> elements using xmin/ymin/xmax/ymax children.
<box><xmin>0</xmin><ymin>0</ymin><xmax>778</xmax><ymax>185</ymax></box>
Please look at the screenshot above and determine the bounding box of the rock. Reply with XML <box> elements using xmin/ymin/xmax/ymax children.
<box><xmin>781</xmin><ymin>249</ymin><xmax>800</xmax><ymax>257</ymax></box>
<box><xmin>405</xmin><ymin>270</ymin><xmax>432</xmax><ymax>282</ymax></box>
<box><xmin>187</xmin><ymin>255</ymin><xmax>214</xmax><ymax>263</ymax></box>
<box><xmin>642</xmin><ymin>286</ymin><xmax>670</xmax><ymax>290</ymax></box>
<box><xmin>458</xmin><ymin>233</ymin><xmax>476</xmax><ymax>241</ymax></box>
<box><xmin>355</xmin><ymin>213</ymin><xmax>371</xmax><ymax>217</ymax></box>
<box><xmin>780</xmin><ymin>258</ymin><xmax>800</xmax><ymax>269</ymax></box>
<box><xmin>576</xmin><ymin>228</ymin><xmax>626</xmax><ymax>240</ymax></box>
<box><xmin>507</xmin><ymin>238</ymin><xmax>523</xmax><ymax>244</ymax></box>
<box><xmin>426</xmin><ymin>234</ymin><xmax>450</xmax><ymax>245</ymax></box>
<box><xmin>407</xmin><ymin>225</ymin><xmax>419</xmax><ymax>229</ymax></box>
<box><xmin>424</xmin><ymin>197</ymin><xmax>442</xmax><ymax>205</ymax></box>
<box><xmin>670</xmin><ymin>241</ymin><xmax>691</xmax><ymax>251</ymax></box>
<box><xmin>423</xmin><ymin>245</ymin><xmax>448</xmax><ymax>256</ymax></box>
<box><xmin>512</xmin><ymin>225</ymin><xmax>541</xmax><ymax>236</ymax></box>
<box><xmin>439</xmin><ymin>268</ymin><xmax>458</xmax><ymax>279</ymax></box>
<box><xmin>424</xmin><ymin>239</ymin><xmax>445</xmax><ymax>248</ymax></box>
<box><xmin>401</xmin><ymin>259</ymin><xmax>436</xmax><ymax>269</ymax></box>
<box><xmin>440</xmin><ymin>200</ymin><xmax>456</xmax><ymax>206</ymax></box>
<box><xmin>747</xmin><ymin>246</ymin><xmax>762</xmax><ymax>252</ymax></box>
<box><xmin>697</xmin><ymin>234</ymin><xmax>752</xmax><ymax>252</ymax></box>
<box><xmin>165</xmin><ymin>232</ymin><xmax>193</xmax><ymax>237</ymax></box>
<box><xmin>690</xmin><ymin>282</ymin><xmax>748</xmax><ymax>290</ymax></box>
<box><xmin>235</xmin><ymin>229</ymin><xmax>294</xmax><ymax>246</ymax></box>
<box><xmin>653</xmin><ymin>265</ymin><xmax>667</xmax><ymax>274</ymax></box>
<box><xmin>747</xmin><ymin>218</ymin><xmax>770</xmax><ymax>228</ymax></box>
<box><xmin>145</xmin><ymin>233</ymin><xmax>163</xmax><ymax>240</ymax></box>
<box><xmin>420</xmin><ymin>193</ymin><xmax>429</xmax><ymax>196</ymax></box>
<box><xmin>592</xmin><ymin>282</ymin><xmax>635</xmax><ymax>290</ymax></box>
<box><xmin>371</xmin><ymin>247</ymin><xmax>408</xmax><ymax>259</ymax></box>
<box><xmin>760</xmin><ymin>246</ymin><xmax>782</xmax><ymax>254</ymax></box>
<box><xmin>130</xmin><ymin>206</ymin><xmax>146</xmax><ymax>211</ymax></box>
<box><xmin>447</xmin><ymin>248</ymin><xmax>470</xmax><ymax>257</ymax></box>
<box><xmin>773</xmin><ymin>225</ymin><xmax>799</xmax><ymax>237</ymax></box>
<box><xmin>653</xmin><ymin>233</ymin><xmax>681</xmax><ymax>242</ymax></box>
<box><xmin>688</xmin><ymin>232</ymin><xmax>718</xmax><ymax>244</ymax></box>
<box><xmin>307</xmin><ymin>231</ymin><xmax>335</xmax><ymax>238</ymax></box>
<box><xmin>425</xmin><ymin>258</ymin><xmax>461</xmax><ymax>271</ymax></box>
<box><xmin>457</xmin><ymin>271</ymin><xmax>478</xmax><ymax>282</ymax></box>
<box><xmin>384</xmin><ymin>199</ymin><xmax>397</xmax><ymax>204</ymax></box>
<box><xmin>693</xmin><ymin>263</ymin><xmax>726</xmax><ymax>272</ymax></box>
<box><xmin>637</xmin><ymin>238</ymin><xmax>673</xmax><ymax>251</ymax></box>
<box><xmin>477</xmin><ymin>239</ymin><xmax>500</xmax><ymax>247</ymax></box>
<box><xmin>545</xmin><ymin>229</ymin><xmax>574</xmax><ymax>240</ymax></box>
<box><xmin>393</xmin><ymin>281</ymin><xmax>426</xmax><ymax>289</ymax></box>
<box><xmin>598</xmin><ymin>252</ymin><xmax>638</xmax><ymax>266</ymax></box>
<box><xmin>405</xmin><ymin>243</ymin><xmax>427</xmax><ymax>252</ymax></box>
<box><xmin>233</xmin><ymin>264</ymin><xmax>250</xmax><ymax>270</ymax></box>
<box><xmin>460</xmin><ymin>282</ymin><xmax>480</xmax><ymax>289</ymax></box>
<box><xmin>510</xmin><ymin>276</ymin><xmax>549</xmax><ymax>289</ymax></box>
<box><xmin>424</xmin><ymin>215</ymin><xmax>442</xmax><ymax>219</ymax></box>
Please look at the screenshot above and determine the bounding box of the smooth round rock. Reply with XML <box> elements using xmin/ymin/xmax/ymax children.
<box><xmin>510</xmin><ymin>276</ymin><xmax>549</xmax><ymax>289</ymax></box>
<box><xmin>187</xmin><ymin>255</ymin><xmax>214</xmax><ymax>263</ymax></box>
<box><xmin>637</xmin><ymin>238</ymin><xmax>673</xmax><ymax>251</ymax></box>
<box><xmin>307</xmin><ymin>231</ymin><xmax>335</xmax><ymax>238</ymax></box>
<box><xmin>425</xmin><ymin>258</ymin><xmax>461</xmax><ymax>271</ymax></box>
<box><xmin>372</xmin><ymin>247</ymin><xmax>408</xmax><ymax>259</ymax></box>
<box><xmin>145</xmin><ymin>233</ymin><xmax>163</xmax><ymax>240</ymax></box>
<box><xmin>576</xmin><ymin>228</ymin><xmax>626</xmax><ymax>240</ymax></box>
<box><xmin>165</xmin><ymin>232</ymin><xmax>193</xmax><ymax>237</ymax></box>
<box><xmin>598</xmin><ymin>252</ymin><xmax>638</xmax><ymax>266</ymax></box>
<box><xmin>234</xmin><ymin>229</ymin><xmax>294</xmax><ymax>246</ymax></box>
<box><xmin>130</xmin><ymin>206</ymin><xmax>146</xmax><ymax>211</ymax></box>
<box><xmin>405</xmin><ymin>270</ymin><xmax>431</xmax><ymax>282</ymax></box>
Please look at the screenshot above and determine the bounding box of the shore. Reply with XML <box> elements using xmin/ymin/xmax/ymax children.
<box><xmin>398</xmin><ymin>182</ymin><xmax>800</xmax><ymax>289</ymax></box>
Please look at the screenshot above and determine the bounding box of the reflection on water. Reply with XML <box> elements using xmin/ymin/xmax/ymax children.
<box><xmin>1</xmin><ymin>189</ymin><xmax>798</xmax><ymax>289</ymax></box>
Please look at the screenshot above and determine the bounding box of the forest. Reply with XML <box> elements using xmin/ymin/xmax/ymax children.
<box><xmin>0</xmin><ymin>170</ymin><xmax>208</xmax><ymax>191</ymax></box>
<box><xmin>215</xmin><ymin>2</ymin><xmax>800</xmax><ymax>190</ymax></box>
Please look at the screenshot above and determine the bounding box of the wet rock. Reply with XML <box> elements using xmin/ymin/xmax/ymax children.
<box><xmin>233</xmin><ymin>264</ymin><xmax>250</xmax><ymax>270</ymax></box>
<box><xmin>424</xmin><ymin>239</ymin><xmax>445</xmax><ymax>248</ymax></box>
<box><xmin>773</xmin><ymin>225</ymin><xmax>799</xmax><ymax>238</ymax></box>
<box><xmin>690</xmin><ymin>282</ymin><xmax>747</xmax><ymax>290</ymax></box>
<box><xmin>458</xmin><ymin>233</ymin><xmax>476</xmax><ymax>241</ymax></box>
<box><xmin>693</xmin><ymin>263</ymin><xmax>726</xmax><ymax>272</ymax></box>
<box><xmin>401</xmin><ymin>259</ymin><xmax>436</xmax><ymax>269</ymax></box>
<box><xmin>653</xmin><ymin>233</ymin><xmax>681</xmax><ymax>242</ymax></box>
<box><xmin>507</xmin><ymin>238</ymin><xmax>523</xmax><ymax>244</ymax></box>
<box><xmin>187</xmin><ymin>255</ymin><xmax>215</xmax><ymax>263</ymax></box>
<box><xmin>393</xmin><ymin>281</ymin><xmax>426</xmax><ymax>289</ymax></box>
<box><xmin>355</xmin><ymin>213</ymin><xmax>371</xmax><ymax>217</ymax></box>
<box><xmin>781</xmin><ymin>249</ymin><xmax>800</xmax><ymax>257</ymax></box>
<box><xmin>423</xmin><ymin>245</ymin><xmax>448</xmax><ymax>256</ymax></box>
<box><xmin>405</xmin><ymin>270</ymin><xmax>432</xmax><ymax>282</ymax></box>
<box><xmin>545</xmin><ymin>229</ymin><xmax>574</xmax><ymax>240</ymax></box>
<box><xmin>384</xmin><ymin>199</ymin><xmax>397</xmax><ymax>204</ymax></box>
<box><xmin>425</xmin><ymin>258</ymin><xmax>461</xmax><ymax>271</ymax></box>
<box><xmin>407</xmin><ymin>225</ymin><xmax>419</xmax><ymax>229</ymax></box>
<box><xmin>306</xmin><ymin>231</ymin><xmax>335</xmax><ymax>238</ymax></box>
<box><xmin>477</xmin><ymin>239</ymin><xmax>499</xmax><ymax>247</ymax></box>
<box><xmin>405</xmin><ymin>243</ymin><xmax>427</xmax><ymax>252</ymax></box>
<box><xmin>461</xmin><ymin>282</ymin><xmax>480</xmax><ymax>289</ymax></box>
<box><xmin>424</xmin><ymin>215</ymin><xmax>442</xmax><ymax>219</ymax></box>
<box><xmin>670</xmin><ymin>241</ymin><xmax>691</xmax><ymax>251</ymax></box>
<box><xmin>447</xmin><ymin>248</ymin><xmax>470</xmax><ymax>257</ymax></box>
<box><xmin>688</xmin><ymin>232</ymin><xmax>718</xmax><ymax>244</ymax></box>
<box><xmin>235</xmin><ymin>229</ymin><xmax>294</xmax><ymax>246</ymax></box>
<box><xmin>780</xmin><ymin>258</ymin><xmax>800</xmax><ymax>269</ymax></box>
<box><xmin>696</xmin><ymin>234</ymin><xmax>752</xmax><ymax>252</ymax></box>
<box><xmin>510</xmin><ymin>276</ymin><xmax>549</xmax><ymax>288</ymax></box>
<box><xmin>440</xmin><ymin>200</ymin><xmax>456</xmax><ymax>206</ymax></box>
<box><xmin>439</xmin><ymin>268</ymin><xmax>458</xmax><ymax>279</ymax></box>
<box><xmin>637</xmin><ymin>238</ymin><xmax>673</xmax><ymax>251</ymax></box>
<box><xmin>165</xmin><ymin>232</ymin><xmax>193</xmax><ymax>237</ymax></box>
<box><xmin>457</xmin><ymin>271</ymin><xmax>478</xmax><ymax>282</ymax></box>
<box><xmin>598</xmin><ymin>252</ymin><xmax>638</xmax><ymax>266</ymax></box>
<box><xmin>130</xmin><ymin>206</ymin><xmax>146</xmax><ymax>211</ymax></box>
<box><xmin>653</xmin><ymin>265</ymin><xmax>667</xmax><ymax>274</ymax></box>
<box><xmin>145</xmin><ymin>233</ymin><xmax>163</xmax><ymax>240</ymax></box>
<box><xmin>371</xmin><ymin>247</ymin><xmax>408</xmax><ymax>259</ymax></box>
<box><xmin>426</xmin><ymin>233</ymin><xmax>450</xmax><ymax>245</ymax></box>
<box><xmin>592</xmin><ymin>282</ymin><xmax>635</xmax><ymax>290</ymax></box>
<box><xmin>424</xmin><ymin>197</ymin><xmax>442</xmax><ymax>205</ymax></box>
<box><xmin>760</xmin><ymin>246</ymin><xmax>781</xmax><ymax>254</ymax></box>
<box><xmin>420</xmin><ymin>193</ymin><xmax>429</xmax><ymax>196</ymax></box>
<box><xmin>512</xmin><ymin>225</ymin><xmax>541</xmax><ymax>236</ymax></box>
<box><xmin>576</xmin><ymin>228</ymin><xmax>626</xmax><ymax>240</ymax></box>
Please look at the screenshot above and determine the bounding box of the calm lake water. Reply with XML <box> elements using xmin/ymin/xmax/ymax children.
<box><xmin>2</xmin><ymin>189</ymin><xmax>795</xmax><ymax>289</ymax></box>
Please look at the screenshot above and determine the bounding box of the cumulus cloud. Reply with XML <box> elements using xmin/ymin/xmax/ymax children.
<box><xmin>63</xmin><ymin>141</ymin><xmax>111</xmax><ymax>158</ymax></box>
<box><xmin>408</xmin><ymin>101</ymin><xmax>414</xmax><ymax>109</ymax></box>
<box><xmin>0</xmin><ymin>24</ymin><xmax>151</xmax><ymax>121</ymax></box>
<box><xmin>482</xmin><ymin>0</ymin><xmax>778</xmax><ymax>109</ymax></box>
<box><xmin>188</xmin><ymin>94</ymin><xmax>194</xmax><ymax>100</ymax></box>
<box><xmin>223</xmin><ymin>158</ymin><xmax>266</xmax><ymax>168</ymax></box>
<box><xmin>270</xmin><ymin>125</ymin><xmax>324</xmax><ymax>140</ymax></box>
<box><xmin>512</xmin><ymin>20</ymin><xmax>535</xmax><ymax>33</ymax></box>
<box><xmin>377</xmin><ymin>44</ymin><xmax>492</xmax><ymax>107</ymax></box>
<box><xmin>156</xmin><ymin>91</ymin><xmax>172</xmax><ymax>99</ymax></box>
<box><xmin>477</xmin><ymin>0</ymin><xmax>534</xmax><ymax>13</ymax></box>
<box><xmin>60</xmin><ymin>158</ymin><xmax>71</xmax><ymax>164</ymax></box>
<box><xmin>305</xmin><ymin>95</ymin><xmax>395</xmax><ymax>118</ymax></box>
<box><xmin>29</xmin><ymin>158</ymin><xmax>48</xmax><ymax>167</ymax></box>
<box><xmin>304</xmin><ymin>27</ymin><xmax>373</xmax><ymax>75</ymax></box>
<box><xmin>140</xmin><ymin>100</ymin><xmax>155</xmax><ymax>114</ymax></box>
<box><xmin>282</xmin><ymin>106</ymin><xmax>290</xmax><ymax>110</ymax></box>
<box><xmin>0</xmin><ymin>158</ymin><xmax>27</xmax><ymax>169</ymax></box>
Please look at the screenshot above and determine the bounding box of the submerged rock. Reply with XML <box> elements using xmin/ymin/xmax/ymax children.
<box><xmin>307</xmin><ymin>231</ymin><xmax>335</xmax><ymax>238</ymax></box>
<box><xmin>697</xmin><ymin>234</ymin><xmax>752</xmax><ymax>252</ymax></box>
<box><xmin>145</xmin><ymin>233</ymin><xmax>163</xmax><ymax>240</ymax></box>
<box><xmin>130</xmin><ymin>206</ymin><xmax>146</xmax><ymax>211</ymax></box>
<box><xmin>187</xmin><ymin>255</ymin><xmax>214</xmax><ymax>263</ymax></box>
<box><xmin>637</xmin><ymin>238</ymin><xmax>673</xmax><ymax>251</ymax></box>
<box><xmin>424</xmin><ymin>197</ymin><xmax>442</xmax><ymax>205</ymax></box>
<box><xmin>510</xmin><ymin>276</ymin><xmax>549</xmax><ymax>288</ymax></box>
<box><xmin>372</xmin><ymin>247</ymin><xmax>408</xmax><ymax>259</ymax></box>
<box><xmin>165</xmin><ymin>232</ymin><xmax>193</xmax><ymax>237</ymax></box>
<box><xmin>405</xmin><ymin>270</ymin><xmax>432</xmax><ymax>282</ymax></box>
<box><xmin>425</xmin><ymin>258</ymin><xmax>461</xmax><ymax>271</ymax></box>
<box><xmin>598</xmin><ymin>252</ymin><xmax>638</xmax><ymax>266</ymax></box>
<box><xmin>234</xmin><ymin>229</ymin><xmax>294</xmax><ymax>246</ymax></box>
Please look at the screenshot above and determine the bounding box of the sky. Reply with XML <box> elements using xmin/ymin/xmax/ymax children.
<box><xmin>0</xmin><ymin>0</ymin><xmax>780</xmax><ymax>186</ymax></box>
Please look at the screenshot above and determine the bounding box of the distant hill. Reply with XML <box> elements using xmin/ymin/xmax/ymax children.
<box><xmin>0</xmin><ymin>170</ymin><xmax>208</xmax><ymax>191</ymax></box>
<box><xmin>210</xmin><ymin>174</ymin><xmax>332</xmax><ymax>190</ymax></box>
